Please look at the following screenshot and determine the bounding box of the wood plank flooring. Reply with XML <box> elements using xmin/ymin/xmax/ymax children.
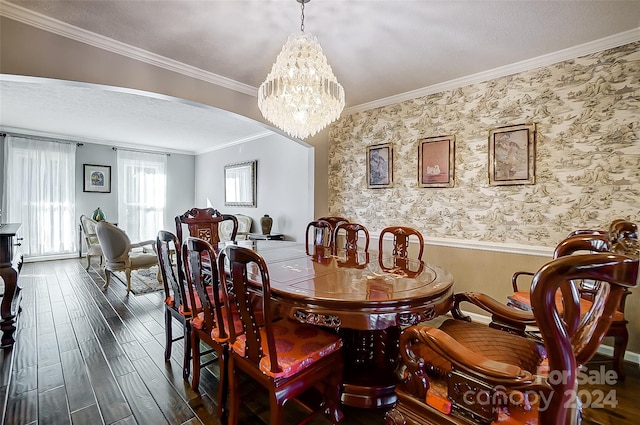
<box><xmin>1</xmin><ymin>259</ymin><xmax>638</xmax><ymax>424</ymax></box>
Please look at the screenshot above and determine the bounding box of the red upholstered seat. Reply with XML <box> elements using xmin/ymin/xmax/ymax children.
<box><xmin>231</xmin><ymin>319</ymin><xmax>342</xmax><ymax>378</ymax></box>
<box><xmin>511</xmin><ymin>290</ymin><xmax>625</xmax><ymax>321</ymax></box>
<box><xmin>165</xmin><ymin>284</ymin><xmax>215</xmax><ymax>316</ymax></box>
<box><xmin>192</xmin><ymin>306</ymin><xmax>244</xmax><ymax>341</ymax></box>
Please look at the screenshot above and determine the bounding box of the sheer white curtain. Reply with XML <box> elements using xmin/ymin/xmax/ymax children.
<box><xmin>117</xmin><ymin>150</ymin><xmax>166</xmax><ymax>242</ymax></box>
<box><xmin>1</xmin><ymin>135</ymin><xmax>76</xmax><ymax>257</ymax></box>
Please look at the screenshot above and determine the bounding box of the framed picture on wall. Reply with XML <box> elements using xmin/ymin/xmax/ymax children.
<box><xmin>488</xmin><ymin>123</ymin><xmax>536</xmax><ymax>186</ymax></box>
<box><xmin>418</xmin><ymin>135</ymin><xmax>455</xmax><ymax>188</ymax></box>
<box><xmin>366</xmin><ymin>143</ymin><xmax>394</xmax><ymax>188</ymax></box>
<box><xmin>83</xmin><ymin>164</ymin><xmax>112</xmax><ymax>193</ymax></box>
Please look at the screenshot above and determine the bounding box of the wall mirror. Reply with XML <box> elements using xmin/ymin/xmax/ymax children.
<box><xmin>224</xmin><ymin>160</ymin><xmax>257</xmax><ymax>207</ymax></box>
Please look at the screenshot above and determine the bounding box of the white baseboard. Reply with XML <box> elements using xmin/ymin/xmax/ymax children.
<box><xmin>23</xmin><ymin>253</ymin><xmax>78</xmax><ymax>263</ymax></box>
<box><xmin>458</xmin><ymin>310</ymin><xmax>640</xmax><ymax>366</ymax></box>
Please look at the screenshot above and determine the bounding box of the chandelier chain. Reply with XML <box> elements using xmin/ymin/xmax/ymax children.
<box><xmin>300</xmin><ymin>0</ymin><xmax>305</xmax><ymax>32</ymax></box>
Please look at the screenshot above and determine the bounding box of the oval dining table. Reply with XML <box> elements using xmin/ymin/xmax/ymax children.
<box><xmin>219</xmin><ymin>240</ymin><xmax>455</xmax><ymax>409</ymax></box>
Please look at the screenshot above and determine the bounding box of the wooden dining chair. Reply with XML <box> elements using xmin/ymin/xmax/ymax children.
<box><xmin>175</xmin><ymin>207</ymin><xmax>238</xmax><ymax>246</ymax></box>
<box><xmin>156</xmin><ymin>230</ymin><xmax>193</xmax><ymax>379</ymax></box>
<box><xmin>378</xmin><ymin>226</ymin><xmax>424</xmax><ymax>262</ymax></box>
<box><xmin>333</xmin><ymin>222</ymin><xmax>370</xmax><ymax>255</ymax></box>
<box><xmin>182</xmin><ymin>236</ymin><xmax>240</xmax><ymax>422</ymax></box>
<box><xmin>509</xmin><ymin>220</ymin><xmax>637</xmax><ymax>380</ymax></box>
<box><xmin>219</xmin><ymin>245</ymin><xmax>345</xmax><ymax>425</ymax></box>
<box><xmin>387</xmin><ymin>237</ymin><xmax>639</xmax><ymax>425</ymax></box>
<box><xmin>305</xmin><ymin>219</ymin><xmax>334</xmax><ymax>256</ymax></box>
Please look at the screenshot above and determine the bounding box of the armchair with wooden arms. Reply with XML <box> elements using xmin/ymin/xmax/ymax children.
<box><xmin>508</xmin><ymin>220</ymin><xmax>637</xmax><ymax>380</ymax></box>
<box><xmin>386</xmin><ymin>236</ymin><xmax>639</xmax><ymax>425</ymax></box>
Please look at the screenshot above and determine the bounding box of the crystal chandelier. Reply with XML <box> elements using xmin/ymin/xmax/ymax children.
<box><xmin>258</xmin><ymin>0</ymin><xmax>345</xmax><ymax>139</ymax></box>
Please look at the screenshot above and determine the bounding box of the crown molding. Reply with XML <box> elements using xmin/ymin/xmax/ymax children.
<box><xmin>344</xmin><ymin>27</ymin><xmax>640</xmax><ymax>115</ymax></box>
<box><xmin>0</xmin><ymin>1</ymin><xmax>257</xmax><ymax>97</ymax></box>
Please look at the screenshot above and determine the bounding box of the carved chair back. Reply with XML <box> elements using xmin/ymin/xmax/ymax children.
<box><xmin>175</xmin><ymin>207</ymin><xmax>238</xmax><ymax>246</ymax></box>
<box><xmin>305</xmin><ymin>219</ymin><xmax>334</xmax><ymax>256</ymax></box>
<box><xmin>157</xmin><ymin>230</ymin><xmax>188</xmax><ymax>315</ymax></box>
<box><xmin>378</xmin><ymin>226</ymin><xmax>424</xmax><ymax>262</ymax></box>
<box><xmin>333</xmin><ymin>222</ymin><xmax>370</xmax><ymax>255</ymax></box>
<box><xmin>317</xmin><ymin>216</ymin><xmax>349</xmax><ymax>232</ymax></box>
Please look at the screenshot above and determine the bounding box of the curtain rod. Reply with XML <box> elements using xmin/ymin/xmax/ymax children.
<box><xmin>112</xmin><ymin>146</ymin><xmax>171</xmax><ymax>156</ymax></box>
<box><xmin>0</xmin><ymin>132</ymin><xmax>83</xmax><ymax>146</ymax></box>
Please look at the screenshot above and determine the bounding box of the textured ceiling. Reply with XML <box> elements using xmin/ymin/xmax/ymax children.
<box><xmin>1</xmin><ymin>0</ymin><xmax>639</xmax><ymax>153</ymax></box>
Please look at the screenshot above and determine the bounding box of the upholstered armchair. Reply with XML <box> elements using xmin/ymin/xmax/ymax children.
<box><xmin>219</xmin><ymin>214</ymin><xmax>252</xmax><ymax>241</ymax></box>
<box><xmin>386</xmin><ymin>235</ymin><xmax>639</xmax><ymax>425</ymax></box>
<box><xmin>79</xmin><ymin>214</ymin><xmax>103</xmax><ymax>270</ymax></box>
<box><xmin>96</xmin><ymin>221</ymin><xmax>159</xmax><ymax>293</ymax></box>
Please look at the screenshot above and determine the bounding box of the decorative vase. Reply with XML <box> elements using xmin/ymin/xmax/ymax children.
<box><xmin>260</xmin><ymin>214</ymin><xmax>273</xmax><ymax>235</ymax></box>
<box><xmin>92</xmin><ymin>207</ymin><xmax>106</xmax><ymax>222</ymax></box>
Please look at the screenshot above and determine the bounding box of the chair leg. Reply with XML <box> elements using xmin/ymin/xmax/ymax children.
<box><xmin>191</xmin><ymin>332</ymin><xmax>201</xmax><ymax>391</ymax></box>
<box><xmin>268</xmin><ymin>392</ymin><xmax>286</xmax><ymax>425</ymax></box>
<box><xmin>612</xmin><ymin>328</ymin><xmax>629</xmax><ymax>381</ymax></box>
<box><xmin>85</xmin><ymin>254</ymin><xmax>92</xmax><ymax>271</ymax></box>
<box><xmin>183</xmin><ymin>321</ymin><xmax>191</xmax><ymax>380</ymax></box>
<box><xmin>103</xmin><ymin>269</ymin><xmax>111</xmax><ymax>288</ymax></box>
<box><xmin>126</xmin><ymin>269</ymin><xmax>132</xmax><ymax>293</ymax></box>
<box><xmin>325</xmin><ymin>364</ymin><xmax>345</xmax><ymax>424</ymax></box>
<box><xmin>217</xmin><ymin>348</ymin><xmax>228</xmax><ymax>422</ymax></box>
<box><xmin>228</xmin><ymin>359</ymin><xmax>240</xmax><ymax>425</ymax></box>
<box><xmin>164</xmin><ymin>308</ymin><xmax>172</xmax><ymax>362</ymax></box>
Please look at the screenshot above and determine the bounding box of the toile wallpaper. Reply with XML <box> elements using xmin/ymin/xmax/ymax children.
<box><xmin>328</xmin><ymin>41</ymin><xmax>640</xmax><ymax>248</ymax></box>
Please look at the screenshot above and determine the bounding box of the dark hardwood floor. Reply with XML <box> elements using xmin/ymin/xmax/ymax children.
<box><xmin>0</xmin><ymin>259</ymin><xmax>638</xmax><ymax>424</ymax></box>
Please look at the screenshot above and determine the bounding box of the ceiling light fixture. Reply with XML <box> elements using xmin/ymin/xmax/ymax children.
<box><xmin>258</xmin><ymin>0</ymin><xmax>345</xmax><ymax>139</ymax></box>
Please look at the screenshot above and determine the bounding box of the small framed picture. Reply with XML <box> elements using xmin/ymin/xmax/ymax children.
<box><xmin>488</xmin><ymin>123</ymin><xmax>536</xmax><ymax>186</ymax></box>
<box><xmin>418</xmin><ymin>135</ymin><xmax>455</xmax><ymax>188</ymax></box>
<box><xmin>366</xmin><ymin>143</ymin><xmax>394</xmax><ymax>188</ymax></box>
<box><xmin>83</xmin><ymin>164</ymin><xmax>111</xmax><ymax>193</ymax></box>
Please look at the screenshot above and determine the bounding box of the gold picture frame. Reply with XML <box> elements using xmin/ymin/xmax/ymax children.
<box><xmin>418</xmin><ymin>135</ymin><xmax>455</xmax><ymax>188</ymax></box>
<box><xmin>488</xmin><ymin>123</ymin><xmax>536</xmax><ymax>186</ymax></box>
<box><xmin>366</xmin><ymin>143</ymin><xmax>393</xmax><ymax>188</ymax></box>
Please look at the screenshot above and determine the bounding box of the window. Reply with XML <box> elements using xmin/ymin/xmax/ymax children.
<box><xmin>117</xmin><ymin>150</ymin><xmax>166</xmax><ymax>242</ymax></box>
<box><xmin>1</xmin><ymin>135</ymin><xmax>76</xmax><ymax>257</ymax></box>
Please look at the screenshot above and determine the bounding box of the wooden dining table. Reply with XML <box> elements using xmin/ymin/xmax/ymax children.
<box><xmin>218</xmin><ymin>240</ymin><xmax>455</xmax><ymax>408</ymax></box>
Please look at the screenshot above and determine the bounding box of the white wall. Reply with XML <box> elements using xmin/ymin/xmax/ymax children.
<box><xmin>195</xmin><ymin>134</ymin><xmax>314</xmax><ymax>242</ymax></box>
<box><xmin>75</xmin><ymin>142</ymin><xmax>195</xmax><ymax>234</ymax></box>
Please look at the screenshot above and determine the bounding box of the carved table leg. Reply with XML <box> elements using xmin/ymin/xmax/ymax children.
<box><xmin>0</xmin><ymin>264</ymin><xmax>21</xmax><ymax>348</ymax></box>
